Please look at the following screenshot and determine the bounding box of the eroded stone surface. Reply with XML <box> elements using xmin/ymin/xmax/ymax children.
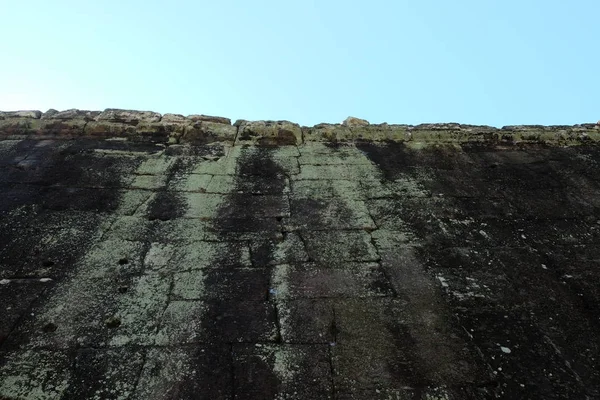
<box><xmin>342</xmin><ymin>116</ymin><xmax>370</xmax><ymax>127</ymax></box>
<box><xmin>1</xmin><ymin>137</ymin><xmax>600</xmax><ymax>399</ymax></box>
<box><xmin>4</xmin><ymin>108</ymin><xmax>599</xmax><ymax>144</ymax></box>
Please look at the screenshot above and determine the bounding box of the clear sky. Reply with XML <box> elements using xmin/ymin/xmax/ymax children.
<box><xmin>0</xmin><ymin>1</ymin><xmax>598</xmax><ymax>127</ymax></box>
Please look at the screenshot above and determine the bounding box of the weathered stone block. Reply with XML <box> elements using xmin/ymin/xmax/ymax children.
<box><xmin>237</xmin><ymin>120</ymin><xmax>302</xmax><ymax>145</ymax></box>
<box><xmin>304</xmin><ymin>123</ymin><xmax>410</xmax><ymax>142</ymax></box>
<box><xmin>249</xmin><ymin>232</ymin><xmax>309</xmax><ymax>266</ymax></box>
<box><xmin>42</xmin><ymin>109</ymin><xmax>100</xmax><ymax>120</ymax></box>
<box><xmin>278</xmin><ymin>298</ymin><xmax>335</xmax><ymax>343</ymax></box>
<box><xmin>0</xmin><ymin>350</ymin><xmax>72</xmax><ymax>399</ymax></box>
<box><xmin>161</xmin><ymin>113</ymin><xmax>188</xmax><ymax>123</ymax></box>
<box><xmin>0</xmin><ymin>110</ymin><xmax>42</xmax><ymax>119</ymax></box>
<box><xmin>501</xmin><ymin>124</ymin><xmax>600</xmax><ymax>143</ymax></box>
<box><xmin>303</xmin><ymin>123</ymin><xmax>350</xmax><ymax>142</ymax></box>
<box><xmin>407</xmin><ymin>124</ymin><xmax>499</xmax><ymax>142</ymax></box>
<box><xmin>63</xmin><ymin>348</ymin><xmax>144</xmax><ymax>399</ymax></box>
<box><xmin>297</xmin><ymin>150</ymin><xmax>374</xmax><ymax>166</ymax></box>
<box><xmin>233</xmin><ymin>344</ymin><xmax>333</xmax><ymax>399</ymax></box>
<box><xmin>155</xmin><ymin>300</ymin><xmax>278</xmax><ymax>344</ymax></box>
<box><xmin>297</xmin><ymin>163</ymin><xmax>379</xmax><ymax>180</ymax></box>
<box><xmin>187</xmin><ymin>114</ymin><xmax>231</xmax><ymax>125</ymax></box>
<box><xmin>288</xmin><ymin>196</ymin><xmax>376</xmax><ymax>230</ymax></box>
<box><xmin>303</xmin><ymin>230</ymin><xmax>379</xmax><ymax>264</ymax></box>
<box><xmin>95</xmin><ymin>108</ymin><xmax>161</xmax><ymax>123</ymax></box>
<box><xmin>182</xmin><ymin>121</ymin><xmax>237</xmax><ymax>144</ymax></box>
<box><xmin>0</xmin><ymin>117</ymin><xmax>87</xmax><ymax>137</ymax></box>
<box><xmin>0</xmin><ymin>281</ymin><xmax>50</xmax><ymax>345</ymax></box>
<box><xmin>171</xmin><ymin>268</ymin><xmax>268</xmax><ymax>301</ymax></box>
<box><xmin>343</xmin><ymin>116</ymin><xmax>370</xmax><ymax>127</ymax></box>
<box><xmin>133</xmin><ymin>346</ymin><xmax>232</xmax><ymax>400</ymax></box>
<box><xmin>272</xmin><ymin>263</ymin><xmax>394</xmax><ymax>299</ymax></box>
<box><xmin>144</xmin><ymin>241</ymin><xmax>252</xmax><ymax>273</ymax></box>
<box><xmin>332</xmin><ymin>298</ymin><xmax>485</xmax><ymax>393</ymax></box>
<box><xmin>291</xmin><ymin>179</ymin><xmax>362</xmax><ymax>199</ymax></box>
<box><xmin>219</xmin><ymin>194</ymin><xmax>290</xmax><ymax>219</ymax></box>
<box><xmin>84</xmin><ymin>120</ymin><xmax>186</xmax><ymax>142</ymax></box>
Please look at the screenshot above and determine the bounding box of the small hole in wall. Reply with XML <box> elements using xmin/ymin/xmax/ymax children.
<box><xmin>105</xmin><ymin>316</ymin><xmax>121</xmax><ymax>329</ymax></box>
<box><xmin>276</xmin><ymin>216</ymin><xmax>283</xmax><ymax>222</ymax></box>
<box><xmin>42</xmin><ymin>260</ymin><xmax>55</xmax><ymax>267</ymax></box>
<box><xmin>118</xmin><ymin>285</ymin><xmax>129</xmax><ymax>294</ymax></box>
<box><xmin>42</xmin><ymin>322</ymin><xmax>57</xmax><ymax>333</ymax></box>
<box><xmin>118</xmin><ymin>258</ymin><xmax>129</xmax><ymax>265</ymax></box>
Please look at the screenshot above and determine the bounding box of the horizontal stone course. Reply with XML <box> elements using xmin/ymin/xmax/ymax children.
<box><xmin>1</xmin><ymin>108</ymin><xmax>599</xmax><ymax>144</ymax></box>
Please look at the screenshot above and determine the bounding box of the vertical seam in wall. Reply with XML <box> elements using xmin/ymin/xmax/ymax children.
<box><xmin>129</xmin><ymin>349</ymin><xmax>148</xmax><ymax>397</ymax></box>
<box><xmin>230</xmin><ymin>343</ymin><xmax>236</xmax><ymax>399</ymax></box>
<box><xmin>82</xmin><ymin>120</ymin><xmax>89</xmax><ymax>136</ymax></box>
<box><xmin>328</xmin><ymin>306</ymin><xmax>338</xmax><ymax>399</ymax></box>
<box><xmin>233</xmin><ymin>124</ymin><xmax>240</xmax><ymax>146</ymax></box>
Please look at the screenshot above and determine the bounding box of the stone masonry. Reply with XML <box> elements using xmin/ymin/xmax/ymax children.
<box><xmin>0</xmin><ymin>109</ymin><xmax>600</xmax><ymax>399</ymax></box>
<box><xmin>1</xmin><ymin>108</ymin><xmax>599</xmax><ymax>145</ymax></box>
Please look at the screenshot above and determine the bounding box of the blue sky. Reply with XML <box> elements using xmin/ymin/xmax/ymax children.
<box><xmin>0</xmin><ymin>1</ymin><xmax>598</xmax><ymax>127</ymax></box>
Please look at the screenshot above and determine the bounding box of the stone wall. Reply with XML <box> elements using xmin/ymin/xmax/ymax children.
<box><xmin>1</xmin><ymin>108</ymin><xmax>599</xmax><ymax>145</ymax></box>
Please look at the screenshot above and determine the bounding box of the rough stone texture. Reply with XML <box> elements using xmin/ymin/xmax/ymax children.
<box><xmin>41</xmin><ymin>109</ymin><xmax>100</xmax><ymax>120</ymax></box>
<box><xmin>2</xmin><ymin>108</ymin><xmax>600</xmax><ymax>145</ymax></box>
<box><xmin>237</xmin><ymin>120</ymin><xmax>303</xmax><ymax>146</ymax></box>
<box><xmin>188</xmin><ymin>114</ymin><xmax>232</xmax><ymax>125</ymax></box>
<box><xmin>96</xmin><ymin>108</ymin><xmax>162</xmax><ymax>123</ymax></box>
<box><xmin>342</xmin><ymin>116</ymin><xmax>369</xmax><ymax>127</ymax></box>
<box><xmin>160</xmin><ymin>113</ymin><xmax>188</xmax><ymax>123</ymax></box>
<box><xmin>0</xmin><ymin>110</ymin><xmax>42</xmax><ymax>119</ymax></box>
<box><xmin>184</xmin><ymin>121</ymin><xmax>237</xmax><ymax>145</ymax></box>
<box><xmin>1</xmin><ymin>119</ymin><xmax>600</xmax><ymax>399</ymax></box>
